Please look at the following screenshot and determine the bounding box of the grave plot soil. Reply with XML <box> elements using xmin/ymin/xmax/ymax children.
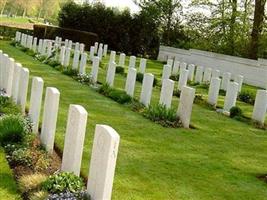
<box><xmin>11</xmin><ymin>137</ymin><xmax>62</xmax><ymax>179</ymax></box>
<box><xmin>5</xmin><ymin>137</ymin><xmax>62</xmax><ymax>200</ymax></box>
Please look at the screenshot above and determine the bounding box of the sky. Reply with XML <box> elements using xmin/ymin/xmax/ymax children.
<box><xmin>104</xmin><ymin>0</ymin><xmax>140</xmax><ymax>13</ymax></box>
<box><xmin>84</xmin><ymin>0</ymin><xmax>210</xmax><ymax>16</ymax></box>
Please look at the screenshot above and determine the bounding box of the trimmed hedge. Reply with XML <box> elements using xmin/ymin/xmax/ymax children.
<box><xmin>58</xmin><ymin>2</ymin><xmax>160</xmax><ymax>58</ymax></box>
<box><xmin>0</xmin><ymin>25</ymin><xmax>33</xmax><ymax>38</ymax></box>
<box><xmin>33</xmin><ymin>24</ymin><xmax>98</xmax><ymax>50</ymax></box>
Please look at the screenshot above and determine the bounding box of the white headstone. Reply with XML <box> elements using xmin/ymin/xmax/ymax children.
<box><xmin>203</xmin><ymin>67</ymin><xmax>212</xmax><ymax>83</ymax></box>
<box><xmin>180</xmin><ymin>62</ymin><xmax>187</xmax><ymax>72</ymax></box>
<box><xmin>178</xmin><ymin>69</ymin><xmax>189</xmax><ymax>90</ymax></box>
<box><xmin>26</xmin><ymin>35</ymin><xmax>30</xmax><ymax>48</ymax></box>
<box><xmin>20</xmin><ymin>34</ymin><xmax>24</xmax><ymax>46</ymax></box>
<box><xmin>162</xmin><ymin>65</ymin><xmax>172</xmax><ymax>80</ymax></box>
<box><xmin>221</xmin><ymin>72</ymin><xmax>231</xmax><ymax>90</ymax></box>
<box><xmin>58</xmin><ymin>37</ymin><xmax>62</xmax><ymax>47</ymax></box>
<box><xmin>159</xmin><ymin>79</ymin><xmax>174</xmax><ymax>108</ymax></box>
<box><xmin>38</xmin><ymin>39</ymin><xmax>43</xmax><ymax>54</ymax></box>
<box><xmin>64</xmin><ymin>39</ymin><xmax>69</xmax><ymax>47</ymax></box>
<box><xmin>87</xmin><ymin>125</ymin><xmax>120</xmax><ymax>200</ymax></box>
<box><xmin>68</xmin><ymin>40</ymin><xmax>73</xmax><ymax>49</ymax></box>
<box><xmin>17</xmin><ymin>68</ymin><xmax>29</xmax><ymax>114</ymax></box>
<box><xmin>140</xmin><ymin>73</ymin><xmax>154</xmax><ymax>107</ymax></box>
<box><xmin>26</xmin><ymin>35</ymin><xmax>33</xmax><ymax>49</ymax></box>
<box><xmin>22</xmin><ymin>34</ymin><xmax>27</xmax><ymax>47</ymax></box>
<box><xmin>167</xmin><ymin>59</ymin><xmax>174</xmax><ymax>68</ymax></box>
<box><xmin>20</xmin><ymin>34</ymin><xmax>23</xmax><ymax>45</ymax></box>
<box><xmin>29</xmin><ymin>77</ymin><xmax>44</xmax><ymax>133</ymax></box>
<box><xmin>103</xmin><ymin>44</ymin><xmax>108</xmax><ymax>57</ymax></box>
<box><xmin>0</xmin><ymin>51</ymin><xmax>3</xmax><ymax>89</ymax></box>
<box><xmin>125</xmin><ymin>68</ymin><xmax>137</xmax><ymax>97</ymax></box>
<box><xmin>99</xmin><ymin>43</ymin><xmax>103</xmax><ymax>54</ymax></box>
<box><xmin>55</xmin><ymin>36</ymin><xmax>59</xmax><ymax>45</ymax></box>
<box><xmin>59</xmin><ymin>46</ymin><xmax>66</xmax><ymax>65</ymax></box>
<box><xmin>212</xmin><ymin>69</ymin><xmax>220</xmax><ymax>79</ymax></box>
<box><xmin>72</xmin><ymin>50</ymin><xmax>80</xmax><ymax>70</ymax></box>
<box><xmin>97</xmin><ymin>46</ymin><xmax>103</xmax><ymax>60</ymax></box>
<box><xmin>207</xmin><ymin>77</ymin><xmax>221</xmax><ymax>106</ymax></box>
<box><xmin>11</xmin><ymin>63</ymin><xmax>22</xmax><ymax>103</ymax></box>
<box><xmin>94</xmin><ymin>42</ymin><xmax>98</xmax><ymax>53</ymax></box>
<box><xmin>119</xmin><ymin>53</ymin><xmax>125</xmax><ymax>66</ymax></box>
<box><xmin>18</xmin><ymin>32</ymin><xmax>22</xmax><ymax>42</ymax></box>
<box><xmin>172</xmin><ymin>61</ymin><xmax>180</xmax><ymax>75</ymax></box>
<box><xmin>41</xmin><ymin>87</ymin><xmax>60</xmax><ymax>153</ymax></box>
<box><xmin>195</xmin><ymin>66</ymin><xmax>204</xmax><ymax>83</ymax></box>
<box><xmin>91</xmin><ymin>56</ymin><xmax>100</xmax><ymax>83</ymax></box>
<box><xmin>110</xmin><ymin>51</ymin><xmax>116</xmax><ymax>64</ymax></box>
<box><xmin>64</xmin><ymin>48</ymin><xmax>71</xmax><ymax>67</ymax></box>
<box><xmin>187</xmin><ymin>64</ymin><xmax>195</xmax><ymax>81</ymax></box>
<box><xmin>1</xmin><ymin>54</ymin><xmax>9</xmax><ymax>90</ymax></box>
<box><xmin>252</xmin><ymin>90</ymin><xmax>267</xmax><ymax>125</ymax></box>
<box><xmin>6</xmin><ymin>58</ymin><xmax>15</xmax><ymax>97</ymax></box>
<box><xmin>41</xmin><ymin>40</ymin><xmax>47</xmax><ymax>56</ymax></box>
<box><xmin>234</xmin><ymin>75</ymin><xmax>244</xmax><ymax>92</ymax></box>
<box><xmin>90</xmin><ymin>46</ymin><xmax>95</xmax><ymax>61</ymax></box>
<box><xmin>139</xmin><ymin>58</ymin><xmax>147</xmax><ymax>74</ymax></box>
<box><xmin>129</xmin><ymin>56</ymin><xmax>136</xmax><ymax>68</ymax></box>
<box><xmin>79</xmin><ymin>43</ymin><xmax>85</xmax><ymax>53</ymax></box>
<box><xmin>223</xmin><ymin>82</ymin><xmax>239</xmax><ymax>112</ymax></box>
<box><xmin>177</xmin><ymin>86</ymin><xmax>195</xmax><ymax>128</ymax></box>
<box><xmin>32</xmin><ymin>37</ymin><xmax>38</xmax><ymax>52</ymax></box>
<box><xmin>106</xmin><ymin>62</ymin><xmax>116</xmax><ymax>87</ymax></box>
<box><xmin>79</xmin><ymin>53</ymin><xmax>88</xmax><ymax>74</ymax></box>
<box><xmin>47</xmin><ymin>41</ymin><xmax>52</xmax><ymax>57</ymax></box>
<box><xmin>74</xmin><ymin>42</ymin><xmax>80</xmax><ymax>52</ymax></box>
<box><xmin>61</xmin><ymin>105</ymin><xmax>88</xmax><ymax>176</ymax></box>
<box><xmin>15</xmin><ymin>31</ymin><xmax>21</xmax><ymax>41</ymax></box>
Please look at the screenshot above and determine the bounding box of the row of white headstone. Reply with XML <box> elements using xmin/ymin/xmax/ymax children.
<box><xmin>165</xmin><ymin>58</ymin><xmax>267</xmax><ymax>125</ymax></box>
<box><xmin>0</xmin><ymin>49</ymin><xmax>120</xmax><ymax>200</ymax></box>
<box><xmin>16</xmin><ymin>32</ymin><xmax>148</xmax><ymax>75</ymax></box>
<box><xmin>15</xmin><ymin>32</ymin><xmax>266</xmax><ymax>126</ymax></box>
<box><xmin>107</xmin><ymin>50</ymin><xmax>147</xmax><ymax>73</ymax></box>
<box><xmin>164</xmin><ymin>59</ymin><xmax>243</xmax><ymax>91</ymax></box>
<box><xmin>15</xmin><ymin>33</ymin><xmax>194</xmax><ymax>128</ymax></box>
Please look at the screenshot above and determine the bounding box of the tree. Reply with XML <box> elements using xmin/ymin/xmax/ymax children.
<box><xmin>134</xmin><ymin>0</ymin><xmax>182</xmax><ymax>45</ymax></box>
<box><xmin>228</xmin><ymin>0</ymin><xmax>237</xmax><ymax>54</ymax></box>
<box><xmin>248</xmin><ymin>0</ymin><xmax>267</xmax><ymax>59</ymax></box>
<box><xmin>0</xmin><ymin>0</ymin><xmax>8</xmax><ymax>15</ymax></box>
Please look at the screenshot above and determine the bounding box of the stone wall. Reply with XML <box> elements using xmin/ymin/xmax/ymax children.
<box><xmin>158</xmin><ymin>46</ymin><xmax>267</xmax><ymax>88</ymax></box>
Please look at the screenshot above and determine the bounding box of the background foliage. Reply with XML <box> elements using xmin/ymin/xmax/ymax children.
<box><xmin>58</xmin><ymin>2</ymin><xmax>160</xmax><ymax>58</ymax></box>
<box><xmin>1</xmin><ymin>0</ymin><xmax>266</xmax><ymax>59</ymax></box>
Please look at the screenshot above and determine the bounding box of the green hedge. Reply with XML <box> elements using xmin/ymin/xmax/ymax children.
<box><xmin>0</xmin><ymin>25</ymin><xmax>33</xmax><ymax>38</ymax></box>
<box><xmin>33</xmin><ymin>24</ymin><xmax>98</xmax><ymax>50</ymax></box>
<box><xmin>58</xmin><ymin>2</ymin><xmax>160</xmax><ymax>58</ymax></box>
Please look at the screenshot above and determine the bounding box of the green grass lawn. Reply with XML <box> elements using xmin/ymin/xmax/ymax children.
<box><xmin>0</xmin><ymin>16</ymin><xmax>43</xmax><ymax>24</ymax></box>
<box><xmin>0</xmin><ymin>148</ymin><xmax>21</xmax><ymax>199</ymax></box>
<box><xmin>1</xmin><ymin>40</ymin><xmax>267</xmax><ymax>200</ymax></box>
<box><xmin>0</xmin><ymin>16</ymin><xmax>30</xmax><ymax>24</ymax></box>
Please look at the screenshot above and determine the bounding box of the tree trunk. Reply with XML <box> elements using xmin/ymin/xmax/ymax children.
<box><xmin>0</xmin><ymin>0</ymin><xmax>8</xmax><ymax>16</ymax></box>
<box><xmin>166</xmin><ymin>0</ymin><xmax>173</xmax><ymax>45</ymax></box>
<box><xmin>221</xmin><ymin>0</ymin><xmax>226</xmax><ymax>35</ymax></box>
<box><xmin>229</xmin><ymin>0</ymin><xmax>237</xmax><ymax>55</ymax></box>
<box><xmin>23</xmin><ymin>8</ymin><xmax>26</xmax><ymax>18</ymax></box>
<box><xmin>248</xmin><ymin>0</ymin><xmax>266</xmax><ymax>59</ymax></box>
<box><xmin>37</xmin><ymin>0</ymin><xmax>44</xmax><ymax>19</ymax></box>
<box><xmin>38</xmin><ymin>8</ymin><xmax>42</xmax><ymax>19</ymax></box>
